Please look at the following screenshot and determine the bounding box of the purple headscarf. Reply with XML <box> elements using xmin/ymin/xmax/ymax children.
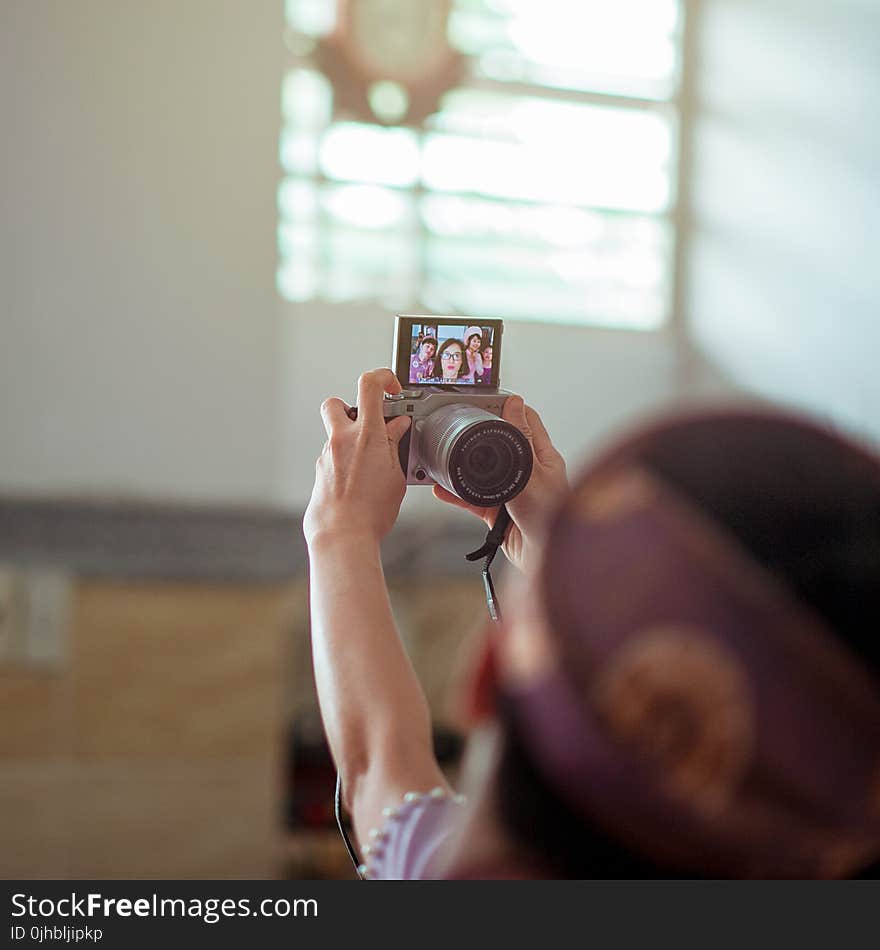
<box><xmin>507</xmin><ymin>408</ymin><xmax>880</xmax><ymax>878</ymax></box>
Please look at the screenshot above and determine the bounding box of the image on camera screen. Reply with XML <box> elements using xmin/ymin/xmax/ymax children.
<box><xmin>407</xmin><ymin>322</ymin><xmax>498</xmax><ymax>386</ymax></box>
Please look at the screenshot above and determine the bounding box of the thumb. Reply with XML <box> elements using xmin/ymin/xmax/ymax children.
<box><xmin>386</xmin><ymin>414</ymin><xmax>412</xmax><ymax>447</ymax></box>
<box><xmin>502</xmin><ymin>394</ymin><xmax>532</xmax><ymax>442</ymax></box>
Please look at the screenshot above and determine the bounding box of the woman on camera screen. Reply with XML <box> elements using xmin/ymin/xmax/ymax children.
<box><xmin>464</xmin><ymin>326</ymin><xmax>484</xmax><ymax>382</ymax></box>
<box><xmin>478</xmin><ymin>343</ymin><xmax>493</xmax><ymax>384</ymax></box>
<box><xmin>433</xmin><ymin>338</ymin><xmax>473</xmax><ymax>383</ymax></box>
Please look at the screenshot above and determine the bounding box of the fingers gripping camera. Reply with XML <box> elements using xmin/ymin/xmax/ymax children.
<box><xmin>385</xmin><ymin>390</ymin><xmax>533</xmax><ymax>506</ymax></box>
<box><xmin>388</xmin><ymin>316</ymin><xmax>533</xmax><ymax>507</ymax></box>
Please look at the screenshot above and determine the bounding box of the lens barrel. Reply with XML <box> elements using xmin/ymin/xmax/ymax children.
<box><xmin>418</xmin><ymin>404</ymin><xmax>533</xmax><ymax>506</ymax></box>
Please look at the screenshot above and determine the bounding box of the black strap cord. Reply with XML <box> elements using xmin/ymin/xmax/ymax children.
<box><xmin>335</xmin><ymin>505</ymin><xmax>512</xmax><ymax>878</ymax></box>
<box><xmin>465</xmin><ymin>505</ymin><xmax>511</xmax><ymax>623</ymax></box>
<box><xmin>335</xmin><ymin>773</ymin><xmax>363</xmax><ymax>877</ymax></box>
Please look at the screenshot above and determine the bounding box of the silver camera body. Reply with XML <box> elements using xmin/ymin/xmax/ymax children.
<box><xmin>384</xmin><ymin>387</ymin><xmax>533</xmax><ymax>508</ymax></box>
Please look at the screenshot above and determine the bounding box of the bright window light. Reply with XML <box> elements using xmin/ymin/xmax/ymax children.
<box><xmin>319</xmin><ymin>123</ymin><xmax>421</xmax><ymax>188</ymax></box>
<box><xmin>278</xmin><ymin>0</ymin><xmax>685</xmax><ymax>330</ymax></box>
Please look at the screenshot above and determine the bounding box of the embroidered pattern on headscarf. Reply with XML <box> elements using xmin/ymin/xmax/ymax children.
<box><xmin>573</xmin><ymin>468</ymin><xmax>656</xmax><ymax>523</ymax></box>
<box><xmin>591</xmin><ymin>624</ymin><xmax>754</xmax><ymax>816</ymax></box>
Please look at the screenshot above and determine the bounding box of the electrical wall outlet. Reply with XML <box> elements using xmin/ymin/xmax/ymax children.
<box><xmin>0</xmin><ymin>567</ymin><xmax>26</xmax><ymax>662</ymax></box>
<box><xmin>0</xmin><ymin>566</ymin><xmax>71</xmax><ymax>670</ymax></box>
<box><xmin>0</xmin><ymin>569</ymin><xmax>10</xmax><ymax>657</ymax></box>
<box><xmin>23</xmin><ymin>571</ymin><xmax>71</xmax><ymax>667</ymax></box>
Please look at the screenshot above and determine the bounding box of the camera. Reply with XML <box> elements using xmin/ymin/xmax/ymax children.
<box><xmin>386</xmin><ymin>315</ymin><xmax>533</xmax><ymax>507</ymax></box>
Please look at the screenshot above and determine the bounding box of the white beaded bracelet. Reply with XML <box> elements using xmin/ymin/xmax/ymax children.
<box><xmin>359</xmin><ymin>786</ymin><xmax>467</xmax><ymax>880</ymax></box>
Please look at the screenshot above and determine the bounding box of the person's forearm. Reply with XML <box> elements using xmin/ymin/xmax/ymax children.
<box><xmin>307</xmin><ymin>530</ymin><xmax>434</xmax><ymax>792</ymax></box>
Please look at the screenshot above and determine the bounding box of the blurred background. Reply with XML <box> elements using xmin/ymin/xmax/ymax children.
<box><xmin>1</xmin><ymin>0</ymin><xmax>878</xmax><ymax>878</ymax></box>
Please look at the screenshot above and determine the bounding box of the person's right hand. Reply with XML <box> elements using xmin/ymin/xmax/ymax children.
<box><xmin>303</xmin><ymin>369</ymin><xmax>412</xmax><ymax>549</ymax></box>
<box><xmin>432</xmin><ymin>396</ymin><xmax>568</xmax><ymax>575</ymax></box>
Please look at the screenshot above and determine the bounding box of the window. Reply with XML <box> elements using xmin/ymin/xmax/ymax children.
<box><xmin>278</xmin><ymin>0</ymin><xmax>685</xmax><ymax>330</ymax></box>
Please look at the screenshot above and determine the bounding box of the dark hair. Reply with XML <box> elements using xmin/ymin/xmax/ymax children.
<box><xmin>416</xmin><ymin>336</ymin><xmax>437</xmax><ymax>353</ymax></box>
<box><xmin>497</xmin><ymin>698</ymin><xmax>682</xmax><ymax>878</ymax></box>
<box><xmin>496</xmin><ymin>412</ymin><xmax>880</xmax><ymax>877</ymax></box>
<box><xmin>435</xmin><ymin>338</ymin><xmax>469</xmax><ymax>380</ymax></box>
<box><xmin>626</xmin><ymin>414</ymin><xmax>880</xmax><ymax>678</ymax></box>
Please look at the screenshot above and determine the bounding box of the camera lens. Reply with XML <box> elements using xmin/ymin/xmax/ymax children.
<box><xmin>461</xmin><ymin>438</ymin><xmax>514</xmax><ymax>490</ymax></box>
<box><xmin>418</xmin><ymin>404</ymin><xmax>533</xmax><ymax>507</ymax></box>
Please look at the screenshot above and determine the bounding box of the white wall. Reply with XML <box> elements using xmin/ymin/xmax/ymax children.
<box><xmin>1</xmin><ymin>0</ymin><xmax>284</xmax><ymax>503</ymax></box>
<box><xmin>1</xmin><ymin>1</ymin><xmax>709</xmax><ymax>511</ymax></box>
<box><xmin>686</xmin><ymin>0</ymin><xmax>880</xmax><ymax>444</ymax></box>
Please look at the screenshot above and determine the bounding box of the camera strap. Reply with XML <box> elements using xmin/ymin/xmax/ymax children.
<box><xmin>465</xmin><ymin>505</ymin><xmax>512</xmax><ymax>623</ymax></box>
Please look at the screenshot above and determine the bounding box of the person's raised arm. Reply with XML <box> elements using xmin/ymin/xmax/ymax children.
<box><xmin>303</xmin><ymin>369</ymin><xmax>450</xmax><ymax>848</ymax></box>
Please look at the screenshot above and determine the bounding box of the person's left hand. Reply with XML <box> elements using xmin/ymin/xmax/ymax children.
<box><xmin>303</xmin><ymin>369</ymin><xmax>412</xmax><ymax>547</ymax></box>
<box><xmin>431</xmin><ymin>395</ymin><xmax>567</xmax><ymax>576</ymax></box>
